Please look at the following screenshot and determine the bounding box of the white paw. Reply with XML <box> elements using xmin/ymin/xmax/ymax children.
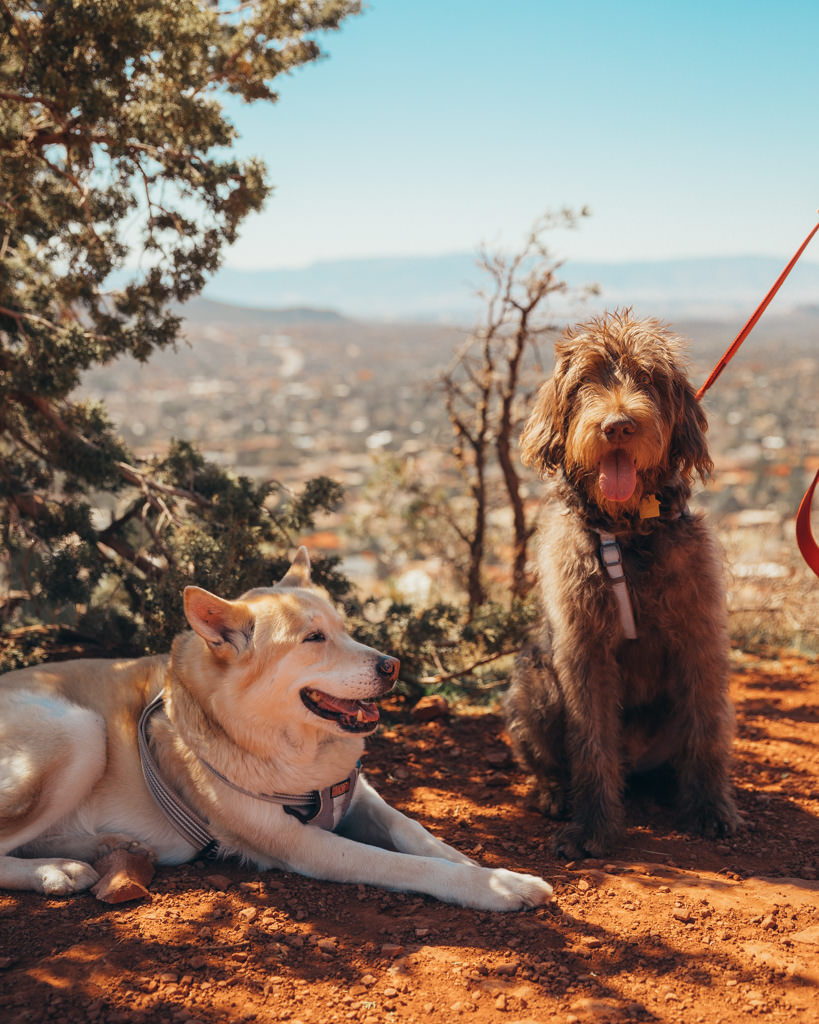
<box><xmin>484</xmin><ymin>868</ymin><xmax>553</xmax><ymax>911</ymax></box>
<box><xmin>36</xmin><ymin>859</ymin><xmax>99</xmax><ymax>896</ymax></box>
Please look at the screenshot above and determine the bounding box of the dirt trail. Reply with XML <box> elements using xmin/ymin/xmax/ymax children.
<box><xmin>1</xmin><ymin>649</ymin><xmax>817</xmax><ymax>1023</ymax></box>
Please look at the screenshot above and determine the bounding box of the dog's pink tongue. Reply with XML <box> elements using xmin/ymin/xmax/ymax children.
<box><xmin>322</xmin><ymin>694</ymin><xmax>379</xmax><ymax>723</ymax></box>
<box><xmin>599</xmin><ymin>450</ymin><xmax>637</xmax><ymax>502</ymax></box>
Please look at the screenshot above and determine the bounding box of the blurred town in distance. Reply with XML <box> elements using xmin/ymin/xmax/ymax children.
<box><xmin>80</xmin><ymin>298</ymin><xmax>819</xmax><ymax>651</ymax></box>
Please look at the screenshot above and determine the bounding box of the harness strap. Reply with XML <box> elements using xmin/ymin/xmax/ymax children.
<box><xmin>198</xmin><ymin>756</ymin><xmax>321</xmax><ymax>813</ymax></box>
<box><xmin>598</xmin><ymin>531</ymin><xmax>638</xmax><ymax>640</ymax></box>
<box><xmin>137</xmin><ymin>692</ymin><xmax>359</xmax><ymax>854</ymax></box>
<box><xmin>138</xmin><ymin>692</ymin><xmax>219</xmax><ymax>854</ymax></box>
<box><xmin>197</xmin><ymin>755</ymin><xmax>359</xmax><ymax>828</ymax></box>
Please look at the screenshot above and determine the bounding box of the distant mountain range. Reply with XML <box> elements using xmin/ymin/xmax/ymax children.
<box><xmin>202</xmin><ymin>253</ymin><xmax>819</xmax><ymax>323</ymax></box>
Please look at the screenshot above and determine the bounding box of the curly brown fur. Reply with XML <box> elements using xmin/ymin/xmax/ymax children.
<box><xmin>505</xmin><ymin>310</ymin><xmax>740</xmax><ymax>859</ymax></box>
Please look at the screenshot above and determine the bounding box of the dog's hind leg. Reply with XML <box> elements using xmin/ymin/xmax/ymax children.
<box><xmin>504</xmin><ymin>643</ymin><xmax>570</xmax><ymax>818</ymax></box>
<box><xmin>0</xmin><ymin>692</ymin><xmax>107</xmax><ymax>894</ymax></box>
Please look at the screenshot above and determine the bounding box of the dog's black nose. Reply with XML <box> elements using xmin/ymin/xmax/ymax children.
<box><xmin>602</xmin><ymin>415</ymin><xmax>636</xmax><ymax>442</ymax></box>
<box><xmin>376</xmin><ymin>656</ymin><xmax>400</xmax><ymax>682</ymax></box>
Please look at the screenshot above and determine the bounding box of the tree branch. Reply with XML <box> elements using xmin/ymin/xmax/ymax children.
<box><xmin>96</xmin><ymin>533</ymin><xmax>163</xmax><ymax>580</ymax></box>
<box><xmin>9</xmin><ymin>390</ymin><xmax>212</xmax><ymax>512</ymax></box>
<box><xmin>417</xmin><ymin>648</ymin><xmax>519</xmax><ymax>686</ymax></box>
<box><xmin>0</xmin><ymin>89</ymin><xmax>58</xmax><ymax>110</ymax></box>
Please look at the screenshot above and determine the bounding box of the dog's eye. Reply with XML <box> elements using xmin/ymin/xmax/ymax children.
<box><xmin>302</xmin><ymin>631</ymin><xmax>326</xmax><ymax>643</ymax></box>
<box><xmin>637</xmin><ymin>371</ymin><xmax>653</xmax><ymax>387</ymax></box>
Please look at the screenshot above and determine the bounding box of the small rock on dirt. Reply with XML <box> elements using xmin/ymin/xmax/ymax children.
<box><xmin>410</xmin><ymin>694</ymin><xmax>450</xmax><ymax>721</ymax></box>
<box><xmin>204</xmin><ymin>874</ymin><xmax>234</xmax><ymax>891</ymax></box>
<box><xmin>91</xmin><ymin>849</ymin><xmax>155</xmax><ymax>904</ymax></box>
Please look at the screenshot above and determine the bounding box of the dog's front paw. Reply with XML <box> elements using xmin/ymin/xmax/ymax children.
<box><xmin>552</xmin><ymin>822</ymin><xmax>615</xmax><ymax>860</ymax></box>
<box><xmin>484</xmin><ymin>868</ymin><xmax>553</xmax><ymax>911</ymax></box>
<box><xmin>682</xmin><ymin>798</ymin><xmax>743</xmax><ymax>840</ymax></box>
<box><xmin>36</xmin><ymin>859</ymin><xmax>99</xmax><ymax>896</ymax></box>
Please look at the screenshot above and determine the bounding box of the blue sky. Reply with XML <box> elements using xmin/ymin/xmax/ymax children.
<box><xmin>222</xmin><ymin>0</ymin><xmax>819</xmax><ymax>270</ymax></box>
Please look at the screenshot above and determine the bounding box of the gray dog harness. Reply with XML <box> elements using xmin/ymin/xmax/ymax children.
<box><xmin>138</xmin><ymin>692</ymin><xmax>359</xmax><ymax>856</ymax></box>
<box><xmin>597</xmin><ymin>530</ymin><xmax>638</xmax><ymax>640</ymax></box>
<box><xmin>595</xmin><ymin>495</ymin><xmax>690</xmax><ymax>641</ymax></box>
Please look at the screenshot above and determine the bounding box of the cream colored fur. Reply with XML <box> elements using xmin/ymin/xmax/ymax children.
<box><xmin>0</xmin><ymin>549</ymin><xmax>551</xmax><ymax>911</ymax></box>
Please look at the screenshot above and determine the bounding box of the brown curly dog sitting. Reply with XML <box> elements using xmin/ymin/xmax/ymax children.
<box><xmin>504</xmin><ymin>310</ymin><xmax>741</xmax><ymax>859</ymax></box>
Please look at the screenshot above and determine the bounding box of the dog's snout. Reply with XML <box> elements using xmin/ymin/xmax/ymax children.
<box><xmin>376</xmin><ymin>656</ymin><xmax>400</xmax><ymax>683</ymax></box>
<box><xmin>602</xmin><ymin>415</ymin><xmax>636</xmax><ymax>443</ymax></box>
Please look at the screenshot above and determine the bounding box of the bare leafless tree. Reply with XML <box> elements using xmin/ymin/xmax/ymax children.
<box><xmin>441</xmin><ymin>209</ymin><xmax>596</xmax><ymax>611</ymax></box>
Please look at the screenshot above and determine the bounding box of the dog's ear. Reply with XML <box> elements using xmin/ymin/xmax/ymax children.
<box><xmin>184</xmin><ymin>587</ymin><xmax>254</xmax><ymax>658</ymax></box>
<box><xmin>671</xmin><ymin>383</ymin><xmax>713</xmax><ymax>484</ymax></box>
<box><xmin>519</xmin><ymin>377</ymin><xmax>564</xmax><ymax>475</ymax></box>
<box><xmin>276</xmin><ymin>546</ymin><xmax>312</xmax><ymax>589</ymax></box>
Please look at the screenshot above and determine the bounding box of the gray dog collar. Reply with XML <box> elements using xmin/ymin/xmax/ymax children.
<box><xmin>138</xmin><ymin>692</ymin><xmax>359</xmax><ymax>856</ymax></box>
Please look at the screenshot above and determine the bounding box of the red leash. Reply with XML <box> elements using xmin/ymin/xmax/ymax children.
<box><xmin>696</xmin><ymin>216</ymin><xmax>819</xmax><ymax>578</ymax></box>
<box><xmin>695</xmin><ymin>218</ymin><xmax>819</xmax><ymax>401</ymax></box>
<box><xmin>796</xmin><ymin>470</ymin><xmax>819</xmax><ymax>577</ymax></box>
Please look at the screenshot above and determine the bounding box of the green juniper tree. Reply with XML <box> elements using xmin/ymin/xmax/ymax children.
<box><xmin>0</xmin><ymin>0</ymin><xmax>359</xmax><ymax>665</ymax></box>
<box><xmin>0</xmin><ymin>3</ymin><xmax>595</xmax><ymax>698</ymax></box>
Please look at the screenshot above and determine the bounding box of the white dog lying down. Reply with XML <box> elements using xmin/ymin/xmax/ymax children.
<box><xmin>0</xmin><ymin>549</ymin><xmax>551</xmax><ymax>911</ymax></box>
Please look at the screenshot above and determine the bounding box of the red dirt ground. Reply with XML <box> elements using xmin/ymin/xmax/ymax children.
<box><xmin>1</xmin><ymin>649</ymin><xmax>817</xmax><ymax>1024</ymax></box>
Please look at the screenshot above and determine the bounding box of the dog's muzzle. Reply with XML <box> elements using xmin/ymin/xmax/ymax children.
<box><xmin>300</xmin><ymin>655</ymin><xmax>399</xmax><ymax>733</ymax></box>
